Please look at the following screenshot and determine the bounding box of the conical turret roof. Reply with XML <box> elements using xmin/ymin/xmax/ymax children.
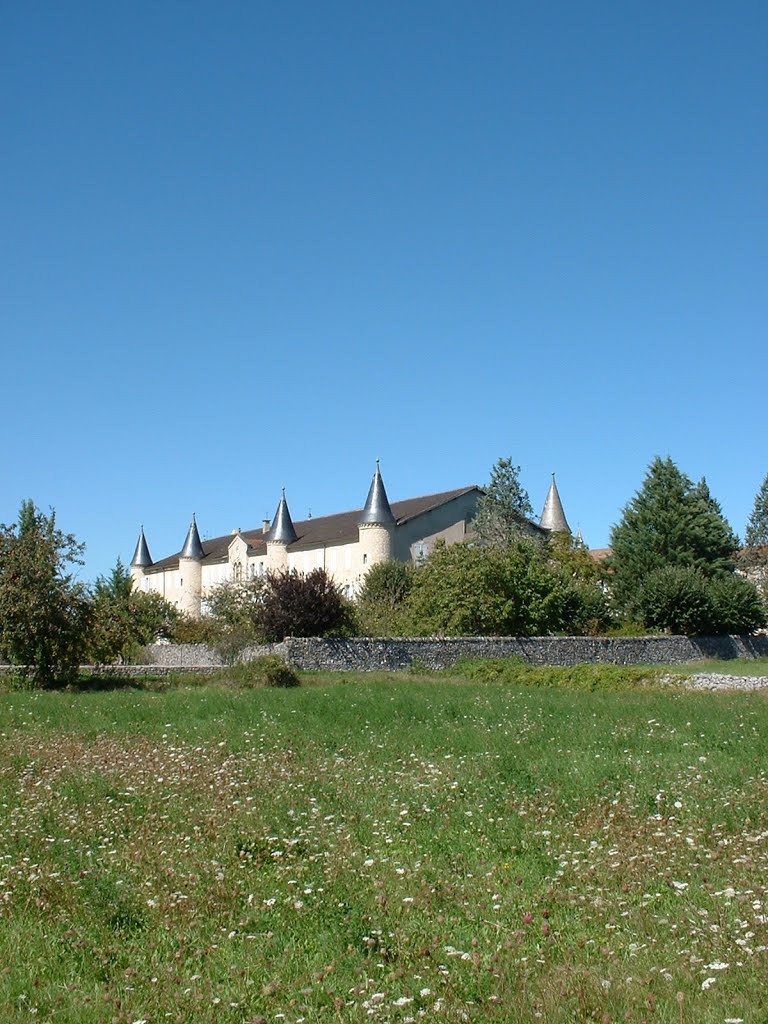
<box><xmin>540</xmin><ymin>474</ymin><xmax>570</xmax><ymax>533</ymax></box>
<box><xmin>267</xmin><ymin>490</ymin><xmax>298</xmax><ymax>544</ymax></box>
<box><xmin>180</xmin><ymin>515</ymin><xmax>204</xmax><ymax>559</ymax></box>
<box><xmin>131</xmin><ymin>526</ymin><xmax>153</xmax><ymax>568</ymax></box>
<box><xmin>358</xmin><ymin>462</ymin><xmax>396</xmax><ymax>526</ymax></box>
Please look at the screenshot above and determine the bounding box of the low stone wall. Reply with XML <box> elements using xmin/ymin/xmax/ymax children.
<box><xmin>2</xmin><ymin>634</ymin><xmax>766</xmax><ymax>679</ymax></box>
<box><xmin>132</xmin><ymin>634</ymin><xmax>768</xmax><ymax>673</ymax></box>
<box><xmin>275</xmin><ymin>634</ymin><xmax>768</xmax><ymax>672</ymax></box>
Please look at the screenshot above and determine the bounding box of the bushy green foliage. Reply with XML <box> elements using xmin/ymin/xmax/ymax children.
<box><xmin>706</xmin><ymin>573</ymin><xmax>766</xmax><ymax>634</ymax></box>
<box><xmin>609</xmin><ymin>457</ymin><xmax>741</xmax><ymax>621</ymax></box>
<box><xmin>256</xmin><ymin>568</ymin><xmax>356</xmax><ymax>642</ymax></box>
<box><xmin>405</xmin><ymin>540</ymin><xmax>584</xmax><ymax>637</ymax></box>
<box><xmin>544</xmin><ymin>532</ymin><xmax>611</xmax><ymax>635</ymax></box>
<box><xmin>637</xmin><ymin>565</ymin><xmax>766</xmax><ymax>635</ymax></box>
<box><xmin>472</xmin><ymin>457</ymin><xmax>535</xmax><ymax>547</ymax></box>
<box><xmin>356</xmin><ymin>559</ymin><xmax>413</xmax><ymax>636</ymax></box>
<box><xmin>637</xmin><ymin>565</ymin><xmax>714</xmax><ymax>635</ymax></box>
<box><xmin>88</xmin><ymin>559</ymin><xmax>180</xmax><ymax>664</ymax></box>
<box><xmin>0</xmin><ymin>501</ymin><xmax>91</xmax><ymax>686</ymax></box>
<box><xmin>200</xmin><ymin>576</ymin><xmax>267</xmax><ymax>662</ymax></box>
<box><xmin>221</xmin><ymin>655</ymin><xmax>300</xmax><ymax>688</ymax></box>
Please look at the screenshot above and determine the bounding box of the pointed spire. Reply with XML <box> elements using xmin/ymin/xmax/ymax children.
<box><xmin>540</xmin><ymin>474</ymin><xmax>570</xmax><ymax>533</ymax></box>
<box><xmin>131</xmin><ymin>526</ymin><xmax>153</xmax><ymax>568</ymax></box>
<box><xmin>267</xmin><ymin>488</ymin><xmax>298</xmax><ymax>544</ymax></box>
<box><xmin>358</xmin><ymin>460</ymin><xmax>396</xmax><ymax>526</ymax></box>
<box><xmin>180</xmin><ymin>514</ymin><xmax>204</xmax><ymax>559</ymax></box>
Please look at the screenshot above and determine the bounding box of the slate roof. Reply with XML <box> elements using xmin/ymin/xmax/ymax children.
<box><xmin>145</xmin><ymin>486</ymin><xmax>480</xmax><ymax>574</ymax></box>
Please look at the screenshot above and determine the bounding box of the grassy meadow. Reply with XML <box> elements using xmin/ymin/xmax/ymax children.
<box><xmin>0</xmin><ymin>667</ymin><xmax>767</xmax><ymax>1023</ymax></box>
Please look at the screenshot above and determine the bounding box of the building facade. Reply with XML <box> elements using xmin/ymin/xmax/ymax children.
<box><xmin>130</xmin><ymin>465</ymin><xmax>570</xmax><ymax>617</ymax></box>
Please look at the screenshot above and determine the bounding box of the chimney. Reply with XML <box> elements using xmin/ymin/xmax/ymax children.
<box><xmin>262</xmin><ymin>518</ymin><xmax>271</xmax><ymax>534</ymax></box>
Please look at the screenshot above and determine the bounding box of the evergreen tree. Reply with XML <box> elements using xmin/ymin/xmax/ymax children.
<box><xmin>472</xmin><ymin>457</ymin><xmax>534</xmax><ymax>547</ymax></box>
<box><xmin>745</xmin><ymin>473</ymin><xmax>768</xmax><ymax>548</ymax></box>
<box><xmin>609</xmin><ymin>457</ymin><xmax>739</xmax><ymax>617</ymax></box>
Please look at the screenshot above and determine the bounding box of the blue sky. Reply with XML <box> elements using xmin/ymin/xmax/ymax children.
<box><xmin>2</xmin><ymin>1</ymin><xmax>766</xmax><ymax>581</ymax></box>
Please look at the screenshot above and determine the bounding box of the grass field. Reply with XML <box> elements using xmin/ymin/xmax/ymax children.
<box><xmin>1</xmin><ymin>669</ymin><xmax>766</xmax><ymax>1023</ymax></box>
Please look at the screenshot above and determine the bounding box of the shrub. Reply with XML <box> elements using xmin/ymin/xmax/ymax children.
<box><xmin>356</xmin><ymin>560</ymin><xmax>413</xmax><ymax>636</ymax></box>
<box><xmin>706</xmin><ymin>574</ymin><xmax>766</xmax><ymax>634</ymax></box>
<box><xmin>637</xmin><ymin>565</ymin><xmax>712</xmax><ymax>635</ymax></box>
<box><xmin>200</xmin><ymin>577</ymin><xmax>267</xmax><ymax>663</ymax></box>
<box><xmin>256</xmin><ymin>569</ymin><xmax>356</xmax><ymax>642</ymax></box>
<box><xmin>406</xmin><ymin>541</ymin><xmax>583</xmax><ymax>637</ymax></box>
<box><xmin>88</xmin><ymin>560</ymin><xmax>180</xmax><ymax>664</ymax></box>
<box><xmin>228</xmin><ymin>656</ymin><xmax>299</xmax><ymax>688</ymax></box>
<box><xmin>638</xmin><ymin>565</ymin><xmax>766</xmax><ymax>635</ymax></box>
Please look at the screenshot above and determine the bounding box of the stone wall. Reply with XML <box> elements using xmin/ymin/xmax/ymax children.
<box><xmin>133</xmin><ymin>634</ymin><xmax>768</xmax><ymax>672</ymax></box>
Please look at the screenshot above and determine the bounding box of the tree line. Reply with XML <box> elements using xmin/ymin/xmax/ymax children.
<box><xmin>1</xmin><ymin>462</ymin><xmax>767</xmax><ymax>685</ymax></box>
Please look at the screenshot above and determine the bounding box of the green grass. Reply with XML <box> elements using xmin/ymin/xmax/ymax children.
<box><xmin>0</xmin><ymin>673</ymin><xmax>767</xmax><ymax>1023</ymax></box>
<box><xmin>667</xmin><ymin>657</ymin><xmax>768</xmax><ymax>677</ymax></box>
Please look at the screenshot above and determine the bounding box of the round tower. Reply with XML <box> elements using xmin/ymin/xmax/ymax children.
<box><xmin>266</xmin><ymin>489</ymin><xmax>297</xmax><ymax>573</ymax></box>
<box><xmin>130</xmin><ymin>526</ymin><xmax>153</xmax><ymax>590</ymax></box>
<box><xmin>358</xmin><ymin>461</ymin><xmax>395</xmax><ymax>570</ymax></box>
<box><xmin>178</xmin><ymin>515</ymin><xmax>204</xmax><ymax>618</ymax></box>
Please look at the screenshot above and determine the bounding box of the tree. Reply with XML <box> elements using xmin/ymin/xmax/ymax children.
<box><xmin>405</xmin><ymin>540</ymin><xmax>586</xmax><ymax>637</ymax></box>
<box><xmin>740</xmin><ymin>472</ymin><xmax>768</xmax><ymax>604</ymax></box>
<box><xmin>745</xmin><ymin>473</ymin><xmax>768</xmax><ymax>549</ymax></box>
<box><xmin>637</xmin><ymin>566</ymin><xmax>766</xmax><ymax>636</ymax></box>
<box><xmin>88</xmin><ymin>558</ymin><xmax>179</xmax><ymax>664</ymax></box>
<box><xmin>472</xmin><ymin>457</ymin><xmax>535</xmax><ymax>547</ymax></box>
<box><xmin>255</xmin><ymin>569</ymin><xmax>356</xmax><ymax>642</ymax></box>
<box><xmin>200</xmin><ymin>576</ymin><xmax>267</xmax><ymax>662</ymax></box>
<box><xmin>0</xmin><ymin>500</ymin><xmax>91</xmax><ymax>686</ymax></box>
<box><xmin>608</xmin><ymin>457</ymin><xmax>740</xmax><ymax>617</ymax></box>
<box><xmin>356</xmin><ymin>560</ymin><xmax>413</xmax><ymax>636</ymax></box>
<box><xmin>637</xmin><ymin>566</ymin><xmax>713</xmax><ymax>635</ymax></box>
<box><xmin>544</xmin><ymin>532</ymin><xmax>611</xmax><ymax>635</ymax></box>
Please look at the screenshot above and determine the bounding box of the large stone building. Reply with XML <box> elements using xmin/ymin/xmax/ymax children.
<box><xmin>130</xmin><ymin>464</ymin><xmax>570</xmax><ymax>618</ymax></box>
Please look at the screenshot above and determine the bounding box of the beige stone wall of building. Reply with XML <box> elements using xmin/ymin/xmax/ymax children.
<box><xmin>393</xmin><ymin>492</ymin><xmax>478</xmax><ymax>562</ymax></box>
<box><xmin>135</xmin><ymin>489</ymin><xmax>482</xmax><ymax>613</ymax></box>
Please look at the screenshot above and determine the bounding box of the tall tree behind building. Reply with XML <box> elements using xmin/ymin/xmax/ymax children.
<box><xmin>472</xmin><ymin>457</ymin><xmax>534</xmax><ymax>547</ymax></box>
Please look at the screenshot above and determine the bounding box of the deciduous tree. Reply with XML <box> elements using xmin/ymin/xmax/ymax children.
<box><xmin>405</xmin><ymin>540</ymin><xmax>587</xmax><ymax>637</ymax></box>
<box><xmin>88</xmin><ymin>558</ymin><xmax>179</xmax><ymax>664</ymax></box>
<box><xmin>356</xmin><ymin>560</ymin><xmax>413</xmax><ymax>636</ymax></box>
<box><xmin>256</xmin><ymin>569</ymin><xmax>355</xmax><ymax>642</ymax></box>
<box><xmin>0</xmin><ymin>500</ymin><xmax>91</xmax><ymax>685</ymax></box>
